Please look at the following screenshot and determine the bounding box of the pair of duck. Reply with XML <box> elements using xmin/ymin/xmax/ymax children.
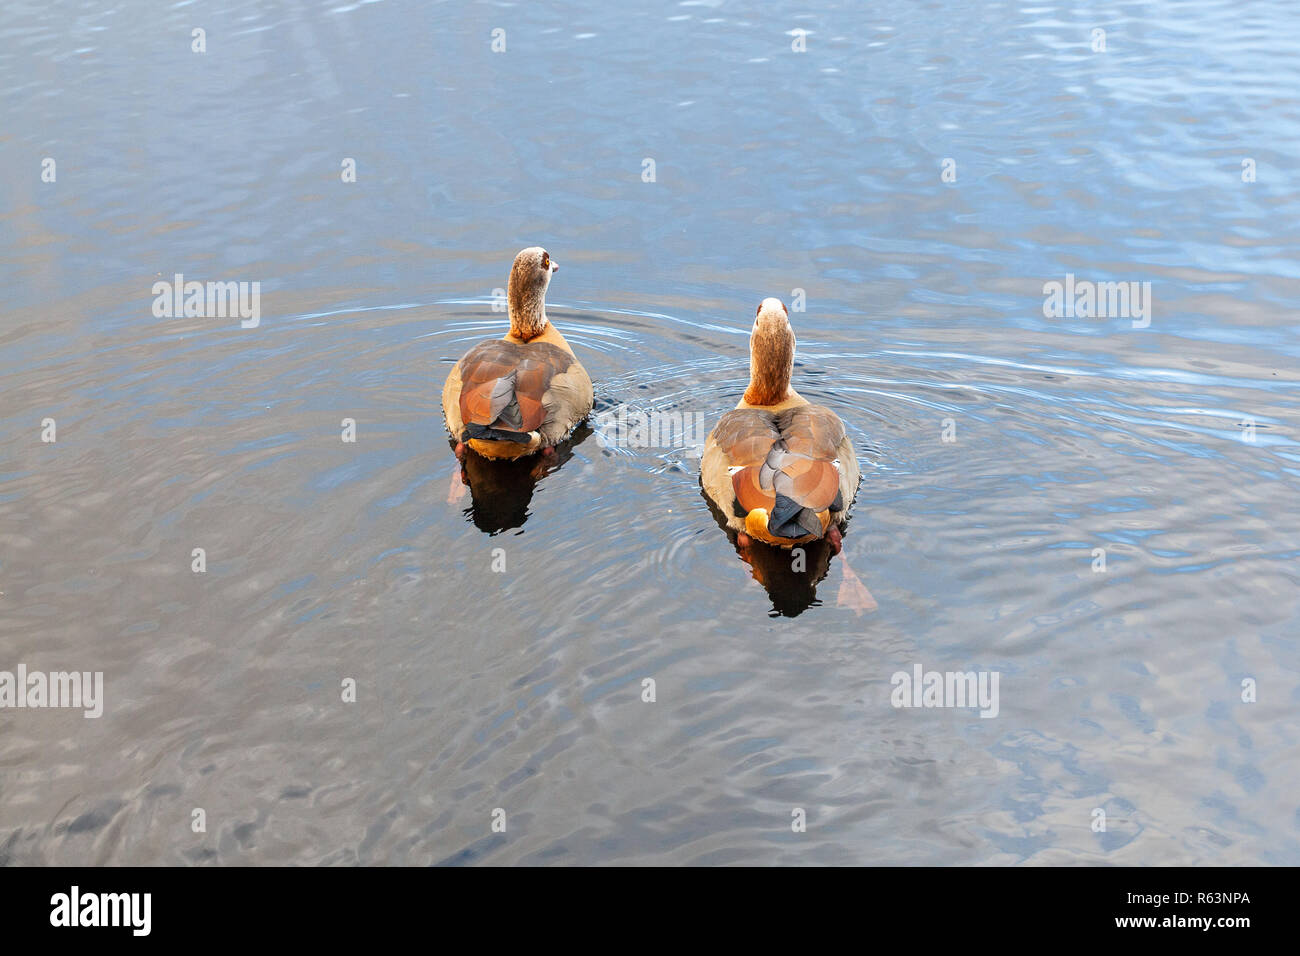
<box><xmin>442</xmin><ymin>247</ymin><xmax>860</xmax><ymax>553</ymax></box>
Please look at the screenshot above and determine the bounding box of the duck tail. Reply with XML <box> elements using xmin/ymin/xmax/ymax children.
<box><xmin>767</xmin><ymin>492</ymin><xmax>825</xmax><ymax>540</ymax></box>
<box><xmin>462</xmin><ymin>422</ymin><xmax>534</xmax><ymax>444</ymax></box>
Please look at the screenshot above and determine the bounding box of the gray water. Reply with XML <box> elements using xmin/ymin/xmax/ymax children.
<box><xmin>2</xmin><ymin>0</ymin><xmax>1298</xmax><ymax>865</ymax></box>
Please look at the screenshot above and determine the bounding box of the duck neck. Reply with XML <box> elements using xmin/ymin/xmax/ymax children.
<box><xmin>744</xmin><ymin>378</ymin><xmax>792</xmax><ymax>406</ymax></box>
<box><xmin>743</xmin><ymin>347</ymin><xmax>793</xmax><ymax>406</ymax></box>
<box><xmin>508</xmin><ymin>282</ymin><xmax>548</xmax><ymax>342</ymax></box>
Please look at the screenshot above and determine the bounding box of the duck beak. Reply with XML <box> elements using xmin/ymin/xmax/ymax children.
<box><xmin>550</xmin><ymin>261</ymin><xmax>559</xmax><ymax>273</ymax></box>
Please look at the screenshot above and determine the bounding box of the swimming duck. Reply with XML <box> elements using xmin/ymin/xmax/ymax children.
<box><xmin>442</xmin><ymin>247</ymin><xmax>594</xmax><ymax>460</ymax></box>
<box><xmin>700</xmin><ymin>297</ymin><xmax>860</xmax><ymax>553</ymax></box>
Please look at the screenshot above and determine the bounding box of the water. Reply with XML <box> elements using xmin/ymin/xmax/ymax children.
<box><xmin>2</xmin><ymin>0</ymin><xmax>1298</xmax><ymax>865</ymax></box>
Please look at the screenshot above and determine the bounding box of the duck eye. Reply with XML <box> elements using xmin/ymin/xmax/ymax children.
<box><xmin>541</xmin><ymin>253</ymin><xmax>549</xmax><ymax>268</ymax></box>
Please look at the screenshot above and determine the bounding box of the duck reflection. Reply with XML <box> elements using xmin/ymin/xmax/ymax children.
<box><xmin>449</xmin><ymin>424</ymin><xmax>592</xmax><ymax>534</ymax></box>
<box><xmin>701</xmin><ymin>488</ymin><xmax>876</xmax><ymax>618</ymax></box>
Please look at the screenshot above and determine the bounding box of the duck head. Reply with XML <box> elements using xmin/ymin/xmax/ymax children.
<box><xmin>508</xmin><ymin>246</ymin><xmax>558</xmax><ymax>341</ymax></box>
<box><xmin>742</xmin><ymin>297</ymin><xmax>794</xmax><ymax>406</ymax></box>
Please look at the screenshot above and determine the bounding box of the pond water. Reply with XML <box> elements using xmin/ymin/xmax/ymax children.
<box><xmin>1</xmin><ymin>0</ymin><xmax>1297</xmax><ymax>864</ymax></box>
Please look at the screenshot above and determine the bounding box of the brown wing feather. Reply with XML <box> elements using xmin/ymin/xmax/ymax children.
<box><xmin>715</xmin><ymin>405</ymin><xmax>847</xmax><ymax>516</ymax></box>
<box><xmin>713</xmin><ymin>409</ymin><xmax>781</xmax><ymax>513</ymax></box>
<box><xmin>713</xmin><ymin>409</ymin><xmax>781</xmax><ymax>464</ymax></box>
<box><xmin>786</xmin><ymin>459</ymin><xmax>840</xmax><ymax>509</ymax></box>
<box><xmin>777</xmin><ymin>405</ymin><xmax>846</xmax><ymax>460</ymax></box>
<box><xmin>775</xmin><ymin>406</ymin><xmax>845</xmax><ymax>511</ymax></box>
<box><xmin>538</xmin><ymin>361</ymin><xmax>594</xmax><ymax>443</ymax></box>
<box><xmin>732</xmin><ymin>464</ymin><xmax>775</xmax><ymax>514</ymax></box>
<box><xmin>457</xmin><ymin>340</ymin><xmax>576</xmax><ymax>432</ymax></box>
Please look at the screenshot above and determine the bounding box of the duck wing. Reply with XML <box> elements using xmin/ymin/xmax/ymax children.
<box><xmin>715</xmin><ymin>405</ymin><xmax>848</xmax><ymax>538</ymax></box>
<box><xmin>456</xmin><ymin>340</ymin><xmax>590</xmax><ymax>443</ymax></box>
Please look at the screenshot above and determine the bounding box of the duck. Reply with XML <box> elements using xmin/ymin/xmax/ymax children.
<box><xmin>700</xmin><ymin>297</ymin><xmax>860</xmax><ymax>553</ymax></box>
<box><xmin>442</xmin><ymin>247</ymin><xmax>594</xmax><ymax>460</ymax></box>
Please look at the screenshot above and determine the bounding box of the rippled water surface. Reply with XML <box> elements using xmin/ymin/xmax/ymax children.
<box><xmin>2</xmin><ymin>1</ymin><xmax>1298</xmax><ymax>865</ymax></box>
